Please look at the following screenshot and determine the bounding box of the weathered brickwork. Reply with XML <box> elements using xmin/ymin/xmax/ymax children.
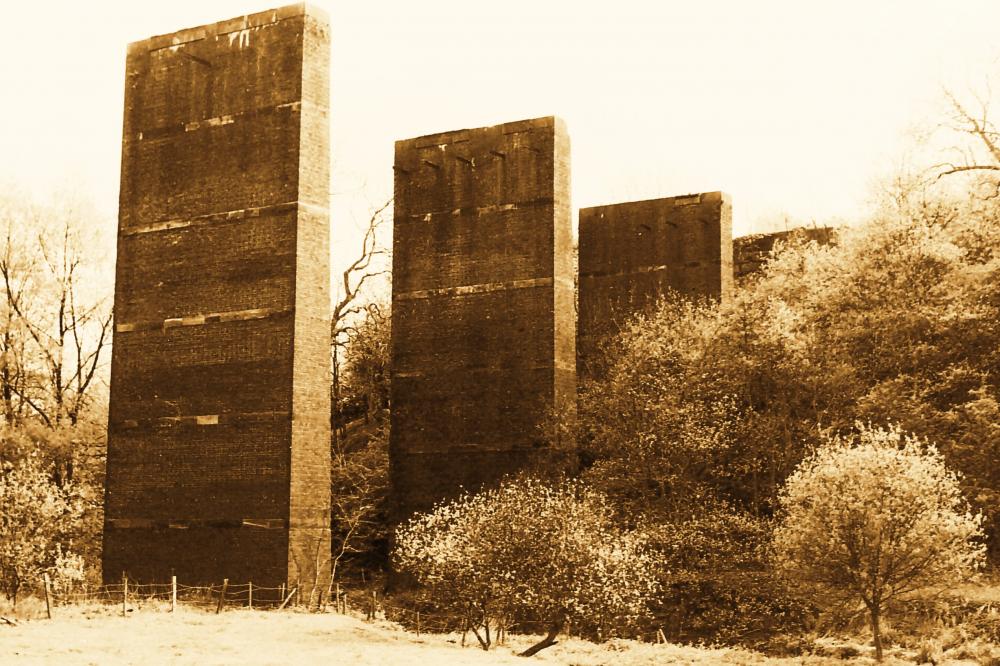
<box><xmin>578</xmin><ymin>192</ymin><xmax>733</xmax><ymax>381</ymax></box>
<box><xmin>733</xmin><ymin>227</ymin><xmax>835</xmax><ymax>280</ymax></box>
<box><xmin>390</xmin><ymin>117</ymin><xmax>575</xmax><ymax>517</ymax></box>
<box><xmin>103</xmin><ymin>4</ymin><xmax>331</xmax><ymax>591</ymax></box>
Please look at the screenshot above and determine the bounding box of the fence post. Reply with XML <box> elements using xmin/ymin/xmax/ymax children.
<box><xmin>248</xmin><ymin>581</ymin><xmax>253</xmax><ymax>609</ymax></box>
<box><xmin>43</xmin><ymin>573</ymin><xmax>52</xmax><ymax>619</ymax></box>
<box><xmin>335</xmin><ymin>583</ymin><xmax>341</xmax><ymax>614</ymax></box>
<box><xmin>216</xmin><ymin>579</ymin><xmax>228</xmax><ymax>614</ymax></box>
<box><xmin>122</xmin><ymin>574</ymin><xmax>129</xmax><ymax>618</ymax></box>
<box><xmin>278</xmin><ymin>586</ymin><xmax>297</xmax><ymax>611</ymax></box>
<box><xmin>279</xmin><ymin>583</ymin><xmax>285</xmax><ymax>606</ymax></box>
<box><xmin>171</xmin><ymin>576</ymin><xmax>177</xmax><ymax>613</ymax></box>
<box><xmin>368</xmin><ymin>589</ymin><xmax>376</xmax><ymax>621</ymax></box>
<box><xmin>416</xmin><ymin>611</ymin><xmax>420</xmax><ymax>638</ymax></box>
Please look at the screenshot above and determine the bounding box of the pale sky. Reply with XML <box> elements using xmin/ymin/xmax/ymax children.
<box><xmin>2</xmin><ymin>1</ymin><xmax>998</xmax><ymax>296</ymax></box>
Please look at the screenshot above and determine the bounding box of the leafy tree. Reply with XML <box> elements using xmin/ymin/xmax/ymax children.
<box><xmin>0</xmin><ymin>448</ymin><xmax>85</xmax><ymax>604</ymax></box>
<box><xmin>393</xmin><ymin>477</ymin><xmax>659</xmax><ymax>656</ymax></box>
<box><xmin>773</xmin><ymin>424</ymin><xmax>985</xmax><ymax>661</ymax></box>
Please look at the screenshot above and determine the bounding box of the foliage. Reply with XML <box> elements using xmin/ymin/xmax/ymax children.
<box><xmin>773</xmin><ymin>423</ymin><xmax>986</xmax><ymax>660</ymax></box>
<box><xmin>0</xmin><ymin>446</ymin><xmax>86</xmax><ymax>604</ymax></box>
<box><xmin>331</xmin><ymin>303</ymin><xmax>391</xmax><ymax>580</ymax></box>
<box><xmin>393</xmin><ymin>477</ymin><xmax>660</xmax><ymax>655</ymax></box>
<box><xmin>339</xmin><ymin>302</ymin><xmax>390</xmax><ymax>428</ymax></box>
<box><xmin>0</xmin><ymin>424</ymin><xmax>104</xmax><ymax>585</ymax></box>
<box><xmin>643</xmin><ymin>505</ymin><xmax>812</xmax><ymax>646</ymax></box>
<box><xmin>330</xmin><ymin>424</ymin><xmax>389</xmax><ymax>581</ymax></box>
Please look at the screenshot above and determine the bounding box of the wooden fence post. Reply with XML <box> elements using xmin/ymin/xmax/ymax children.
<box><xmin>43</xmin><ymin>573</ymin><xmax>52</xmax><ymax>619</ymax></box>
<box><xmin>335</xmin><ymin>583</ymin><xmax>341</xmax><ymax>614</ymax></box>
<box><xmin>278</xmin><ymin>586</ymin><xmax>297</xmax><ymax>611</ymax></box>
<box><xmin>122</xmin><ymin>573</ymin><xmax>128</xmax><ymax>618</ymax></box>
<box><xmin>216</xmin><ymin>579</ymin><xmax>228</xmax><ymax>614</ymax></box>
<box><xmin>248</xmin><ymin>581</ymin><xmax>253</xmax><ymax>609</ymax></box>
<box><xmin>279</xmin><ymin>583</ymin><xmax>285</xmax><ymax>606</ymax></box>
<box><xmin>416</xmin><ymin>611</ymin><xmax>421</xmax><ymax>638</ymax></box>
<box><xmin>171</xmin><ymin>576</ymin><xmax>177</xmax><ymax>613</ymax></box>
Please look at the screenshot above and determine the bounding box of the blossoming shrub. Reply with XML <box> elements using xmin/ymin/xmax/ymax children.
<box><xmin>773</xmin><ymin>424</ymin><xmax>986</xmax><ymax>660</ymax></box>
<box><xmin>393</xmin><ymin>477</ymin><xmax>659</xmax><ymax>655</ymax></box>
<box><xmin>0</xmin><ymin>451</ymin><xmax>85</xmax><ymax>604</ymax></box>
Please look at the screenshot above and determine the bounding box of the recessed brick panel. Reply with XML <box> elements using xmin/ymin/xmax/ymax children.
<box><xmin>390</xmin><ymin>117</ymin><xmax>575</xmax><ymax>518</ymax></box>
<box><xmin>104</xmin><ymin>4</ymin><xmax>331</xmax><ymax>591</ymax></box>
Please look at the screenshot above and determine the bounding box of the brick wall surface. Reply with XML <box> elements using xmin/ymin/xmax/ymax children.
<box><xmin>103</xmin><ymin>3</ymin><xmax>331</xmax><ymax>590</ymax></box>
<box><xmin>390</xmin><ymin>117</ymin><xmax>575</xmax><ymax>518</ymax></box>
<box><xmin>578</xmin><ymin>192</ymin><xmax>732</xmax><ymax>381</ymax></box>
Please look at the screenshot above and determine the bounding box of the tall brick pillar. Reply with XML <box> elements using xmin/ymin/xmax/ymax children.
<box><xmin>390</xmin><ymin>117</ymin><xmax>575</xmax><ymax>518</ymax></box>
<box><xmin>103</xmin><ymin>4</ymin><xmax>331</xmax><ymax>594</ymax></box>
<box><xmin>578</xmin><ymin>192</ymin><xmax>732</xmax><ymax>381</ymax></box>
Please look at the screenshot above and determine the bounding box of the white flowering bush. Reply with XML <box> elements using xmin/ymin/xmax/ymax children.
<box><xmin>393</xmin><ymin>477</ymin><xmax>659</xmax><ymax>656</ymax></box>
<box><xmin>0</xmin><ymin>451</ymin><xmax>86</xmax><ymax>604</ymax></box>
<box><xmin>773</xmin><ymin>424</ymin><xmax>986</xmax><ymax>661</ymax></box>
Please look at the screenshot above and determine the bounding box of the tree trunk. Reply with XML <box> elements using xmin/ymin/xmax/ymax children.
<box><xmin>870</xmin><ymin>606</ymin><xmax>883</xmax><ymax>661</ymax></box>
<box><xmin>519</xmin><ymin>614</ymin><xmax>565</xmax><ymax>657</ymax></box>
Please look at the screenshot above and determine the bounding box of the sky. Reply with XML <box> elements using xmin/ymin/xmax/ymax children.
<box><xmin>1</xmin><ymin>0</ymin><xmax>999</xmax><ymax>293</ymax></box>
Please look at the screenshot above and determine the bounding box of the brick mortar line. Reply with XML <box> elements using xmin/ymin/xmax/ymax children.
<box><xmin>107</xmin><ymin>517</ymin><xmax>288</xmax><ymax>530</ymax></box>
<box><xmin>396</xmin><ymin>198</ymin><xmax>554</xmax><ymax>221</ymax></box>
<box><xmin>393</xmin><ymin>360</ymin><xmax>574</xmax><ymax>378</ymax></box>
<box><xmin>394</xmin><ymin>276</ymin><xmax>573</xmax><ymax>301</ymax></box>
<box><xmin>112</xmin><ymin>410</ymin><xmax>291</xmax><ymax>430</ymax></box>
<box><xmin>127</xmin><ymin>99</ymin><xmax>329</xmax><ymax>143</ymax></box>
<box><xmin>120</xmin><ymin>201</ymin><xmax>327</xmax><ymax>237</ymax></box>
<box><xmin>579</xmin><ymin>262</ymin><xmax>718</xmax><ymax>279</ymax></box>
<box><xmin>115</xmin><ymin>307</ymin><xmax>294</xmax><ymax>333</ymax></box>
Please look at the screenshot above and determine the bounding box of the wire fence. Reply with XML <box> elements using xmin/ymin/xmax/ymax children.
<box><xmin>26</xmin><ymin>578</ymin><xmax>670</xmax><ymax>645</ymax></box>
<box><xmin>29</xmin><ymin>576</ymin><xmax>476</xmax><ymax>640</ymax></box>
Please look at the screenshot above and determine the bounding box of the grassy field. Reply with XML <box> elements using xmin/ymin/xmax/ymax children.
<box><xmin>2</xmin><ymin>599</ymin><xmax>985</xmax><ymax>665</ymax></box>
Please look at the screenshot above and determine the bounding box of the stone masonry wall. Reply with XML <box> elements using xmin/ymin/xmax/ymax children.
<box><xmin>103</xmin><ymin>4</ymin><xmax>331</xmax><ymax>593</ymax></box>
<box><xmin>390</xmin><ymin>117</ymin><xmax>575</xmax><ymax>518</ymax></box>
<box><xmin>578</xmin><ymin>192</ymin><xmax>732</xmax><ymax>381</ymax></box>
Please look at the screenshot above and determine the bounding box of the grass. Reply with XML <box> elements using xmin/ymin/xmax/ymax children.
<box><xmin>4</xmin><ymin>579</ymin><xmax>1000</xmax><ymax>665</ymax></box>
<box><xmin>0</xmin><ymin>598</ymin><xmax>946</xmax><ymax>665</ymax></box>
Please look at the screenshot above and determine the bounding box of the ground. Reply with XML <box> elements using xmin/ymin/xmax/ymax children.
<box><xmin>0</xmin><ymin>600</ymin><xmax>977</xmax><ymax>666</ymax></box>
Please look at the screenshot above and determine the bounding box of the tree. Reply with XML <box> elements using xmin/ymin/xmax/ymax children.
<box><xmin>393</xmin><ymin>477</ymin><xmax>659</xmax><ymax>656</ymax></box>
<box><xmin>0</xmin><ymin>196</ymin><xmax>112</xmax><ymax>428</ymax></box>
<box><xmin>933</xmin><ymin>88</ymin><xmax>1000</xmax><ymax>199</ymax></box>
<box><xmin>331</xmin><ymin>200</ymin><xmax>391</xmax><ymax>446</ymax></box>
<box><xmin>0</xmin><ymin>448</ymin><xmax>85</xmax><ymax>605</ymax></box>
<box><xmin>328</xmin><ymin>302</ymin><xmax>391</xmax><ymax>580</ymax></box>
<box><xmin>773</xmin><ymin>424</ymin><xmax>985</xmax><ymax>661</ymax></box>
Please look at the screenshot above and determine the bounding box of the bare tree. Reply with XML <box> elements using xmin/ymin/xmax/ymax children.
<box><xmin>331</xmin><ymin>199</ymin><xmax>391</xmax><ymax>447</ymax></box>
<box><xmin>0</xmin><ymin>199</ymin><xmax>112</xmax><ymax>428</ymax></box>
<box><xmin>935</xmin><ymin>88</ymin><xmax>1000</xmax><ymax>198</ymax></box>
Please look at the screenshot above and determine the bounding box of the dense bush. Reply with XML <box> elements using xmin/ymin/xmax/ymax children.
<box><xmin>644</xmin><ymin>505</ymin><xmax>812</xmax><ymax>646</ymax></box>
<box><xmin>393</xmin><ymin>477</ymin><xmax>659</xmax><ymax>655</ymax></box>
